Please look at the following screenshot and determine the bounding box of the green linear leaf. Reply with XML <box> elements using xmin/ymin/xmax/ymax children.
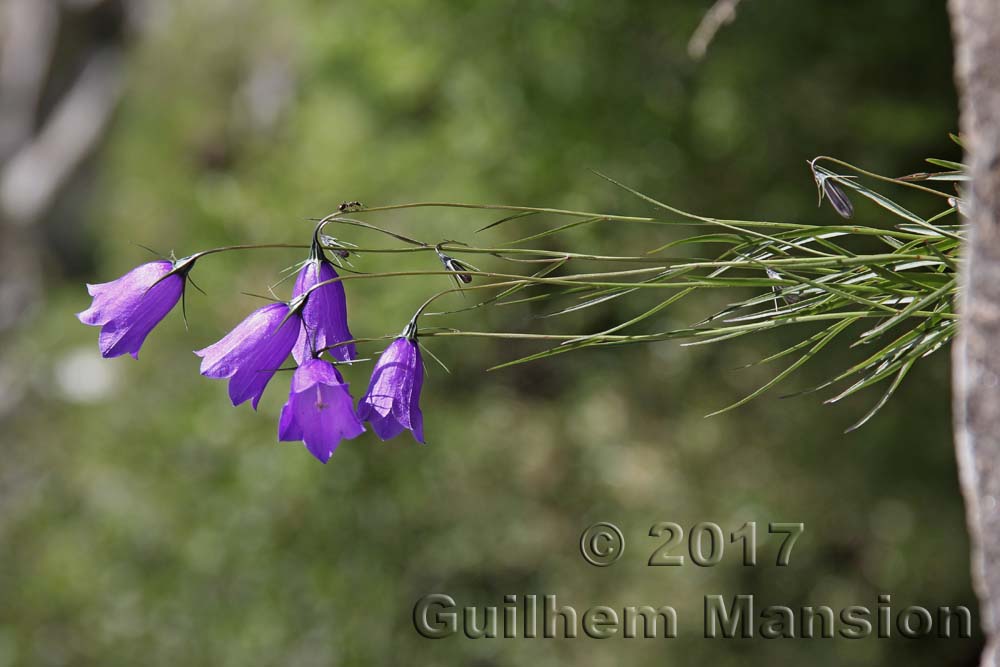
<box><xmin>925</xmin><ymin>158</ymin><xmax>966</xmax><ymax>170</ymax></box>
<box><xmin>509</xmin><ymin>216</ymin><xmax>606</xmax><ymax>245</ymax></box>
<box><xmin>705</xmin><ymin>316</ymin><xmax>856</xmax><ymax>417</ymax></box>
<box><xmin>476</xmin><ymin>210</ymin><xmax>540</xmax><ymax>233</ymax></box>
<box><xmin>860</xmin><ymin>280</ymin><xmax>954</xmax><ymax>341</ymax></box>
<box><xmin>844</xmin><ymin>358</ymin><xmax>917</xmax><ymax>433</ymax></box>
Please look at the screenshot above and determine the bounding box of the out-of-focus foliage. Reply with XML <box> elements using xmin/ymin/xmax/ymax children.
<box><xmin>381</xmin><ymin>156</ymin><xmax>962</xmax><ymax>434</ymax></box>
<box><xmin>0</xmin><ymin>1</ymin><xmax>976</xmax><ymax>666</ymax></box>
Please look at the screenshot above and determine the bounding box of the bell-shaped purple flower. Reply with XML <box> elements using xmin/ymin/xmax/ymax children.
<box><xmin>357</xmin><ymin>336</ymin><xmax>425</xmax><ymax>443</ymax></box>
<box><xmin>195</xmin><ymin>302</ymin><xmax>299</xmax><ymax>409</ymax></box>
<box><xmin>77</xmin><ymin>259</ymin><xmax>189</xmax><ymax>359</ymax></box>
<box><xmin>292</xmin><ymin>256</ymin><xmax>356</xmax><ymax>364</ymax></box>
<box><xmin>278</xmin><ymin>358</ymin><xmax>365</xmax><ymax>463</ymax></box>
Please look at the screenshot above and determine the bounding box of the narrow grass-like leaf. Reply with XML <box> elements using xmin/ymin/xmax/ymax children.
<box><xmin>844</xmin><ymin>358</ymin><xmax>917</xmax><ymax>433</ymax></box>
<box><xmin>860</xmin><ymin>280</ymin><xmax>954</xmax><ymax>340</ymax></box>
<box><xmin>705</xmin><ymin>316</ymin><xmax>855</xmax><ymax>417</ymax></box>
<box><xmin>925</xmin><ymin>158</ymin><xmax>966</xmax><ymax>171</ymax></box>
<box><xmin>739</xmin><ymin>317</ymin><xmax>862</xmax><ymax>369</ymax></box>
<box><xmin>508</xmin><ymin>216</ymin><xmax>606</xmax><ymax>245</ymax></box>
<box><xmin>476</xmin><ymin>211</ymin><xmax>539</xmax><ymax>233</ymax></box>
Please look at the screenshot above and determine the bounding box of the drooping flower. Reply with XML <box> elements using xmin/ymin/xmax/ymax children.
<box><xmin>357</xmin><ymin>334</ymin><xmax>425</xmax><ymax>443</ymax></box>
<box><xmin>278</xmin><ymin>358</ymin><xmax>365</xmax><ymax>463</ymax></box>
<box><xmin>292</xmin><ymin>249</ymin><xmax>356</xmax><ymax>364</ymax></box>
<box><xmin>195</xmin><ymin>302</ymin><xmax>299</xmax><ymax>409</ymax></box>
<box><xmin>77</xmin><ymin>258</ymin><xmax>192</xmax><ymax>359</ymax></box>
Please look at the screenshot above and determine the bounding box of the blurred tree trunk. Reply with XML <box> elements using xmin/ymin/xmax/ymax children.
<box><xmin>0</xmin><ymin>0</ymin><xmax>131</xmax><ymax>418</ymax></box>
<box><xmin>949</xmin><ymin>0</ymin><xmax>1000</xmax><ymax>664</ymax></box>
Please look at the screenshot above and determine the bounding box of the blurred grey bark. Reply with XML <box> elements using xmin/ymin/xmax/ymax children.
<box><xmin>949</xmin><ymin>0</ymin><xmax>1000</xmax><ymax>664</ymax></box>
<box><xmin>0</xmin><ymin>0</ymin><xmax>128</xmax><ymax>227</ymax></box>
<box><xmin>0</xmin><ymin>0</ymin><xmax>132</xmax><ymax>417</ymax></box>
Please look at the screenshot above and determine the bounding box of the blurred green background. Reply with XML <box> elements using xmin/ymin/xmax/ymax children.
<box><xmin>0</xmin><ymin>0</ymin><xmax>977</xmax><ymax>665</ymax></box>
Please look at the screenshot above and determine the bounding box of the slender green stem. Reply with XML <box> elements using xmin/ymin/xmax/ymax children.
<box><xmin>420</xmin><ymin>331</ymin><xmax>637</xmax><ymax>341</ymax></box>
<box><xmin>353</xmin><ymin>201</ymin><xmax>876</xmax><ymax>234</ymax></box>
<box><xmin>189</xmin><ymin>243</ymin><xmax>307</xmax><ymax>259</ymax></box>
<box><xmin>813</xmin><ymin>156</ymin><xmax>954</xmax><ymax>199</ymax></box>
<box><xmin>324</xmin><ymin>243</ymin><xmax>671</xmax><ymax>263</ymax></box>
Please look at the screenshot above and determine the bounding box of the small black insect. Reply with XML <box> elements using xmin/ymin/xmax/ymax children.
<box><xmin>337</xmin><ymin>200</ymin><xmax>364</xmax><ymax>213</ymax></box>
<box><xmin>435</xmin><ymin>244</ymin><xmax>475</xmax><ymax>284</ymax></box>
<box><xmin>766</xmin><ymin>267</ymin><xmax>802</xmax><ymax>307</ymax></box>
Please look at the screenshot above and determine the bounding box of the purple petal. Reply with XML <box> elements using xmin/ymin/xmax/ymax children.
<box><xmin>407</xmin><ymin>353</ymin><xmax>426</xmax><ymax>443</ymax></box>
<box><xmin>365</xmin><ymin>411</ymin><xmax>406</xmax><ymax>441</ymax></box>
<box><xmin>277</xmin><ymin>402</ymin><xmax>303</xmax><ymax>441</ymax></box>
<box><xmin>295</xmin><ymin>383</ymin><xmax>365</xmax><ymax>462</ymax></box>
<box><xmin>358</xmin><ymin>338</ymin><xmax>414</xmax><ymax>417</ymax></box>
<box><xmin>76</xmin><ymin>261</ymin><xmax>184</xmax><ymax>358</ymax></box>
<box><xmin>358</xmin><ymin>337</ymin><xmax>425</xmax><ymax>442</ymax></box>
<box><xmin>278</xmin><ymin>359</ymin><xmax>364</xmax><ymax>463</ymax></box>
<box><xmin>291</xmin><ymin>259</ymin><xmax>356</xmax><ymax>363</ymax></box>
<box><xmin>77</xmin><ymin>261</ymin><xmax>173</xmax><ymax>325</ymax></box>
<box><xmin>195</xmin><ymin>302</ymin><xmax>298</xmax><ymax>409</ymax></box>
<box><xmin>289</xmin><ymin>355</ymin><xmax>344</xmax><ymax>392</ymax></box>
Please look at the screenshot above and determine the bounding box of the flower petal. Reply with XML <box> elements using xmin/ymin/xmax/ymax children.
<box><xmin>195</xmin><ymin>302</ymin><xmax>298</xmax><ymax>408</ymax></box>
<box><xmin>407</xmin><ymin>354</ymin><xmax>425</xmax><ymax>444</ymax></box>
<box><xmin>291</xmin><ymin>259</ymin><xmax>356</xmax><ymax>363</ymax></box>
<box><xmin>277</xmin><ymin>402</ymin><xmax>303</xmax><ymax>441</ymax></box>
<box><xmin>77</xmin><ymin>261</ymin><xmax>174</xmax><ymax>326</ymax></box>
<box><xmin>358</xmin><ymin>337</ymin><xmax>425</xmax><ymax>442</ymax></box>
<box><xmin>290</xmin><ymin>356</ymin><xmax>344</xmax><ymax>392</ymax></box>
<box><xmin>279</xmin><ymin>359</ymin><xmax>364</xmax><ymax>462</ymax></box>
<box><xmin>77</xmin><ymin>261</ymin><xmax>183</xmax><ymax>358</ymax></box>
<box><xmin>365</xmin><ymin>411</ymin><xmax>406</xmax><ymax>441</ymax></box>
<box><xmin>294</xmin><ymin>383</ymin><xmax>365</xmax><ymax>462</ymax></box>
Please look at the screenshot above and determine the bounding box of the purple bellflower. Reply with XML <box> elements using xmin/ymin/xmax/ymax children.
<box><xmin>195</xmin><ymin>301</ymin><xmax>300</xmax><ymax>409</ymax></box>
<box><xmin>77</xmin><ymin>258</ymin><xmax>194</xmax><ymax>359</ymax></box>
<box><xmin>278</xmin><ymin>358</ymin><xmax>365</xmax><ymax>463</ymax></box>
<box><xmin>357</xmin><ymin>325</ymin><xmax>425</xmax><ymax>443</ymax></box>
<box><xmin>292</xmin><ymin>234</ymin><xmax>356</xmax><ymax>364</ymax></box>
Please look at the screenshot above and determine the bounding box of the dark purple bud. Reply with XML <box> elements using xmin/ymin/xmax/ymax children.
<box><xmin>821</xmin><ymin>178</ymin><xmax>854</xmax><ymax>219</ymax></box>
<box><xmin>809</xmin><ymin>160</ymin><xmax>854</xmax><ymax>219</ymax></box>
